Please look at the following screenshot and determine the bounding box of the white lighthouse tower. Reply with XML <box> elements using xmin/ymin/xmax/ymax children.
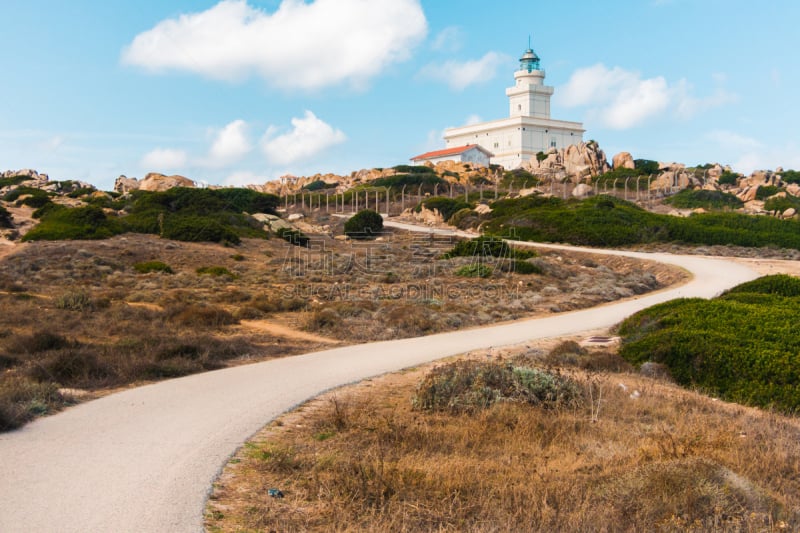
<box><xmin>441</xmin><ymin>42</ymin><xmax>584</xmax><ymax>169</ymax></box>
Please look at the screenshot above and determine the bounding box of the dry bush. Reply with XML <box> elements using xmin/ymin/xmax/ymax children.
<box><xmin>0</xmin><ymin>376</ymin><xmax>68</xmax><ymax>431</ymax></box>
<box><xmin>26</xmin><ymin>348</ymin><xmax>113</xmax><ymax>388</ymax></box>
<box><xmin>167</xmin><ymin>303</ymin><xmax>238</xmax><ymax>328</ymax></box>
<box><xmin>7</xmin><ymin>330</ymin><xmax>76</xmax><ymax>354</ymax></box>
<box><xmin>208</xmin><ymin>363</ymin><xmax>800</xmax><ymax>532</ymax></box>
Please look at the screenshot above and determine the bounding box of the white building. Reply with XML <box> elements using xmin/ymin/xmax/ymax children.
<box><xmin>410</xmin><ymin>144</ymin><xmax>493</xmax><ymax>167</ymax></box>
<box><xmin>442</xmin><ymin>45</ymin><xmax>585</xmax><ymax>169</ymax></box>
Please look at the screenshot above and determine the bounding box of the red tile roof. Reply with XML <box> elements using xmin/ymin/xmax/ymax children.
<box><xmin>410</xmin><ymin>144</ymin><xmax>491</xmax><ymax>161</ymax></box>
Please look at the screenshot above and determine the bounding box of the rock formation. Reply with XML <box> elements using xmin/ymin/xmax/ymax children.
<box><xmin>612</xmin><ymin>152</ymin><xmax>635</xmax><ymax>170</ymax></box>
<box><xmin>114</xmin><ymin>173</ymin><xmax>195</xmax><ymax>193</ymax></box>
<box><xmin>521</xmin><ymin>141</ymin><xmax>610</xmax><ymax>179</ymax></box>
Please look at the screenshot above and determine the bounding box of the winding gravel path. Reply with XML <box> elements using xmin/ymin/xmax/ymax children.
<box><xmin>0</xmin><ymin>232</ymin><xmax>759</xmax><ymax>533</ymax></box>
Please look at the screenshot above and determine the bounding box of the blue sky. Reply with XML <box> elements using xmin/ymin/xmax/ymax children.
<box><xmin>1</xmin><ymin>0</ymin><xmax>798</xmax><ymax>190</ymax></box>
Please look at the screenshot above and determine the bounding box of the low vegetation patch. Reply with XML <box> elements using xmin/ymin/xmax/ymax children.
<box><xmin>23</xmin><ymin>187</ymin><xmax>279</xmax><ymax>244</ymax></box>
<box><xmin>0</xmin><ymin>205</ymin><xmax>12</xmax><ymax>228</ymax></box>
<box><xmin>454</xmin><ymin>264</ymin><xmax>492</xmax><ymax>278</ymax></box>
<box><xmin>480</xmin><ymin>195</ymin><xmax>800</xmax><ymax>250</ymax></box>
<box><xmin>196</xmin><ymin>266</ymin><xmax>236</xmax><ymax>278</ymax></box>
<box><xmin>133</xmin><ymin>260</ymin><xmax>174</xmax><ymax>274</ymax></box>
<box><xmin>415</xmin><ymin>196</ymin><xmax>471</xmax><ymax>222</ymax></box>
<box><xmin>276</xmin><ymin>227</ymin><xmax>309</xmax><ymax>247</ymax></box>
<box><xmin>442</xmin><ymin>235</ymin><xmax>535</xmax><ymax>260</ymax></box>
<box><xmin>618</xmin><ymin>275</ymin><xmax>800</xmax><ymax>413</ymax></box>
<box><xmin>664</xmin><ymin>189</ymin><xmax>743</xmax><ymax>210</ymax></box>
<box><xmin>412</xmin><ymin>359</ymin><xmax>583</xmax><ymax>414</ymax></box>
<box><xmin>344</xmin><ymin>209</ymin><xmax>383</xmax><ymax>238</ymax></box>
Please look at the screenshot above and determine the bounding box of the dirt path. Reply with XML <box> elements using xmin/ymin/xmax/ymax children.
<box><xmin>239</xmin><ymin>319</ymin><xmax>341</xmax><ymax>344</ymax></box>
<box><xmin>731</xmin><ymin>257</ymin><xmax>800</xmax><ymax>277</ymax></box>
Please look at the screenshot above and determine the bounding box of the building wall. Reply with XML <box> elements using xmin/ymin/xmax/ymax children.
<box><xmin>423</xmin><ymin>147</ymin><xmax>490</xmax><ymax>167</ymax></box>
<box><xmin>445</xmin><ymin>123</ymin><xmax>583</xmax><ymax>169</ymax></box>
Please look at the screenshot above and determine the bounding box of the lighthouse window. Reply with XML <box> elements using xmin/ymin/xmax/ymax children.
<box><xmin>550</xmin><ymin>137</ymin><xmax>557</xmax><ymax>148</ymax></box>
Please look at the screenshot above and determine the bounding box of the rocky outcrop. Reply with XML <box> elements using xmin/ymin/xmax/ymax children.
<box><xmin>0</xmin><ymin>169</ymin><xmax>48</xmax><ymax>182</ymax></box>
<box><xmin>521</xmin><ymin>141</ymin><xmax>610</xmax><ymax>179</ymax></box>
<box><xmin>612</xmin><ymin>152</ymin><xmax>635</xmax><ymax>170</ymax></box>
<box><xmin>571</xmin><ymin>183</ymin><xmax>594</xmax><ymax>199</ymax></box>
<box><xmin>114</xmin><ymin>173</ymin><xmax>195</xmax><ymax>194</ymax></box>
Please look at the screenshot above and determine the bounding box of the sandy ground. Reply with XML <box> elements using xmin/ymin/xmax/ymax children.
<box><xmin>731</xmin><ymin>257</ymin><xmax>800</xmax><ymax>277</ymax></box>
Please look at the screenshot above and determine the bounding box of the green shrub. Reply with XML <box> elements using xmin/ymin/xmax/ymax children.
<box><xmin>634</xmin><ymin>159</ymin><xmax>659</xmax><ymax>174</ymax></box>
<box><xmin>303</xmin><ymin>180</ymin><xmax>335</xmax><ymax>191</ymax></box>
<box><xmin>756</xmin><ymin>185</ymin><xmax>780</xmax><ymax>200</ymax></box>
<box><xmin>482</xmin><ymin>195</ymin><xmax>800</xmax><ymax>250</ymax></box>
<box><xmin>780</xmin><ymin>169</ymin><xmax>800</xmax><ymax>184</ymax></box>
<box><xmin>196</xmin><ymin>266</ymin><xmax>237</xmax><ymax>278</ymax></box>
<box><xmin>415</xmin><ymin>197</ymin><xmax>471</xmax><ymax>222</ymax></box>
<box><xmin>22</xmin><ymin>205</ymin><xmax>123</xmax><ymax>241</ymax></box>
<box><xmin>455</xmin><ymin>264</ymin><xmax>492</xmax><ymax>278</ymax></box>
<box><xmin>443</xmin><ymin>235</ymin><xmax>535</xmax><ymax>260</ymax></box>
<box><xmin>764</xmin><ymin>195</ymin><xmax>800</xmax><ymax>213</ymax></box>
<box><xmin>391</xmin><ymin>164</ymin><xmax>436</xmax><ymax>174</ymax></box>
<box><xmin>0</xmin><ymin>175</ymin><xmax>30</xmax><ymax>188</ymax></box>
<box><xmin>536</xmin><ymin>151</ymin><xmax>547</xmax><ymax>162</ymax></box>
<box><xmin>507</xmin><ymin>260</ymin><xmax>542</xmax><ymax>275</ymax></box>
<box><xmin>665</xmin><ymin>189</ymin><xmax>743</xmax><ymax>210</ymax></box>
<box><xmin>0</xmin><ymin>205</ymin><xmax>12</xmax><ymax>228</ymax></box>
<box><xmin>369</xmin><ymin>173</ymin><xmax>445</xmax><ymax>191</ymax></box>
<box><xmin>276</xmin><ymin>227</ymin><xmax>310</xmax><ymax>247</ymax></box>
<box><xmin>133</xmin><ymin>261</ymin><xmax>174</xmax><ymax>274</ymax></box>
<box><xmin>412</xmin><ymin>360</ymin><xmax>583</xmax><ymax>414</ymax></box>
<box><xmin>717</xmin><ymin>170</ymin><xmax>741</xmax><ymax>186</ymax></box>
<box><xmin>722</xmin><ymin>274</ymin><xmax>800</xmax><ymax>297</ymax></box>
<box><xmin>344</xmin><ymin>209</ymin><xmax>383</xmax><ymax>238</ymax></box>
<box><xmin>618</xmin><ymin>276</ymin><xmax>800</xmax><ymax>413</ymax></box>
<box><xmin>3</xmin><ymin>186</ymin><xmax>49</xmax><ymax>203</ymax></box>
<box><xmin>159</xmin><ymin>215</ymin><xmax>241</xmax><ymax>244</ymax></box>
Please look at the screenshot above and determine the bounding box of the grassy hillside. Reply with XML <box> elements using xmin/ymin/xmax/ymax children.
<box><xmin>479</xmin><ymin>195</ymin><xmax>800</xmax><ymax>250</ymax></box>
<box><xmin>618</xmin><ymin>274</ymin><xmax>800</xmax><ymax>413</ymax></box>
<box><xmin>22</xmin><ymin>187</ymin><xmax>280</xmax><ymax>244</ymax></box>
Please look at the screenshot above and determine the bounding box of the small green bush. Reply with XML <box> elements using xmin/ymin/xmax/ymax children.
<box><xmin>0</xmin><ymin>175</ymin><xmax>29</xmax><ymax>188</ymax></box>
<box><xmin>756</xmin><ymin>185</ymin><xmax>781</xmax><ymax>200</ymax></box>
<box><xmin>508</xmin><ymin>260</ymin><xmax>543</xmax><ymax>275</ymax></box>
<box><xmin>665</xmin><ymin>189</ymin><xmax>743</xmax><ymax>210</ymax></box>
<box><xmin>344</xmin><ymin>209</ymin><xmax>383</xmax><ymax>238</ymax></box>
<box><xmin>780</xmin><ymin>169</ymin><xmax>800</xmax><ymax>184</ymax></box>
<box><xmin>443</xmin><ymin>236</ymin><xmax>535</xmax><ymax>260</ymax></box>
<box><xmin>276</xmin><ymin>227</ymin><xmax>310</xmax><ymax>247</ymax></box>
<box><xmin>196</xmin><ymin>266</ymin><xmax>237</xmax><ymax>278</ymax></box>
<box><xmin>134</xmin><ymin>261</ymin><xmax>174</xmax><ymax>274</ymax></box>
<box><xmin>0</xmin><ymin>205</ymin><xmax>12</xmax><ymax>228</ymax></box>
<box><xmin>416</xmin><ymin>197</ymin><xmax>471</xmax><ymax>222</ymax></box>
<box><xmin>717</xmin><ymin>170</ymin><xmax>741</xmax><ymax>186</ymax></box>
<box><xmin>455</xmin><ymin>264</ymin><xmax>492</xmax><ymax>278</ymax></box>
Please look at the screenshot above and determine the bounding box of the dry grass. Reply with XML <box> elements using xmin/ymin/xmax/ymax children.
<box><xmin>206</xmin><ymin>344</ymin><xmax>800</xmax><ymax>532</ymax></box>
<box><xmin>0</xmin><ymin>229</ymin><xmax>685</xmax><ymax>430</ymax></box>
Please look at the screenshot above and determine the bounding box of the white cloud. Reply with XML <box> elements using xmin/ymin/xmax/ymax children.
<box><xmin>431</xmin><ymin>26</ymin><xmax>463</xmax><ymax>52</ymax></box>
<box><xmin>224</xmin><ymin>170</ymin><xmax>270</xmax><ymax>187</ymax></box>
<box><xmin>261</xmin><ymin>111</ymin><xmax>346</xmax><ymax>166</ymax></box>
<box><xmin>704</xmin><ymin>130</ymin><xmax>800</xmax><ymax>175</ymax></box>
<box><xmin>121</xmin><ymin>0</ymin><xmax>427</xmax><ymax>90</ymax></box>
<box><xmin>417</xmin><ymin>52</ymin><xmax>509</xmax><ymax>91</ymax></box>
<box><xmin>558</xmin><ymin>64</ymin><xmax>736</xmax><ymax>129</ymax></box>
<box><xmin>464</xmin><ymin>114</ymin><xmax>483</xmax><ymax>126</ymax></box>
<box><xmin>206</xmin><ymin>119</ymin><xmax>251</xmax><ymax>166</ymax></box>
<box><xmin>141</xmin><ymin>148</ymin><xmax>188</xmax><ymax>170</ymax></box>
